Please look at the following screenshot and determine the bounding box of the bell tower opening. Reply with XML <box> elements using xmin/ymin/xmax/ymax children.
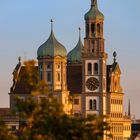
<box><xmin>91</xmin><ymin>23</ymin><xmax>95</xmax><ymax>37</ymax></box>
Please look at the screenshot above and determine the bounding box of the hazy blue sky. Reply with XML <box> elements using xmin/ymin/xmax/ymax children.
<box><xmin>0</xmin><ymin>0</ymin><xmax>140</xmax><ymax>118</ymax></box>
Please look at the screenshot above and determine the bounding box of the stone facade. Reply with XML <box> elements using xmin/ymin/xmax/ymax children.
<box><xmin>9</xmin><ymin>0</ymin><xmax>131</xmax><ymax>139</ymax></box>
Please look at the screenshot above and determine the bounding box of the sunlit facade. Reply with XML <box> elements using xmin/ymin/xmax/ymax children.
<box><xmin>9</xmin><ymin>0</ymin><xmax>131</xmax><ymax>139</ymax></box>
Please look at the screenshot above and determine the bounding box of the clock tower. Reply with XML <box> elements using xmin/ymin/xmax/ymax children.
<box><xmin>82</xmin><ymin>0</ymin><xmax>108</xmax><ymax>117</ymax></box>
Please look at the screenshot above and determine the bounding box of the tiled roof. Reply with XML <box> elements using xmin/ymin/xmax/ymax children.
<box><xmin>67</xmin><ymin>65</ymin><xmax>82</xmax><ymax>94</ymax></box>
<box><xmin>10</xmin><ymin>64</ymin><xmax>82</xmax><ymax>95</ymax></box>
<box><xmin>10</xmin><ymin>66</ymin><xmax>38</xmax><ymax>94</ymax></box>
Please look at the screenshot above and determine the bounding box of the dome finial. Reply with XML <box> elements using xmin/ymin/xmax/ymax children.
<box><xmin>50</xmin><ymin>19</ymin><xmax>54</xmax><ymax>32</ymax></box>
<box><xmin>91</xmin><ymin>0</ymin><xmax>98</xmax><ymax>7</ymax></box>
<box><xmin>113</xmin><ymin>51</ymin><xmax>117</xmax><ymax>63</ymax></box>
<box><xmin>18</xmin><ymin>56</ymin><xmax>21</xmax><ymax>64</ymax></box>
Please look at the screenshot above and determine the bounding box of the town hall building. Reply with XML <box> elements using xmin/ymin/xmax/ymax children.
<box><xmin>9</xmin><ymin>0</ymin><xmax>131</xmax><ymax>139</ymax></box>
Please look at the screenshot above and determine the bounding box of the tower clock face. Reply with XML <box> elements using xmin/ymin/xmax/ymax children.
<box><xmin>86</xmin><ymin>77</ymin><xmax>99</xmax><ymax>91</ymax></box>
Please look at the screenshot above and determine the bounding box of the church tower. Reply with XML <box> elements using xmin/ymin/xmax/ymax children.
<box><xmin>82</xmin><ymin>0</ymin><xmax>108</xmax><ymax>117</ymax></box>
<box><xmin>37</xmin><ymin>20</ymin><xmax>71</xmax><ymax>114</ymax></box>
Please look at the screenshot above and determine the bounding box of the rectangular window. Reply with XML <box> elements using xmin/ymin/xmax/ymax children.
<box><xmin>74</xmin><ymin>99</ymin><xmax>79</xmax><ymax>105</ymax></box>
<box><xmin>40</xmin><ymin>64</ymin><xmax>43</xmax><ymax>80</ymax></box>
<box><xmin>47</xmin><ymin>72</ymin><xmax>51</xmax><ymax>82</ymax></box>
<box><xmin>57</xmin><ymin>72</ymin><xmax>60</xmax><ymax>81</ymax></box>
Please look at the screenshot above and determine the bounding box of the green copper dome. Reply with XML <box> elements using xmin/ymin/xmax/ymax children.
<box><xmin>68</xmin><ymin>30</ymin><xmax>84</xmax><ymax>63</ymax></box>
<box><xmin>85</xmin><ymin>0</ymin><xmax>104</xmax><ymax>20</ymax></box>
<box><xmin>37</xmin><ymin>30</ymin><xmax>67</xmax><ymax>58</ymax></box>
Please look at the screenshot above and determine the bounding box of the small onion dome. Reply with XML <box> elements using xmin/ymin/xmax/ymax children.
<box><xmin>37</xmin><ymin>20</ymin><xmax>67</xmax><ymax>58</ymax></box>
<box><xmin>85</xmin><ymin>0</ymin><xmax>104</xmax><ymax>20</ymax></box>
<box><xmin>68</xmin><ymin>28</ymin><xmax>84</xmax><ymax>63</ymax></box>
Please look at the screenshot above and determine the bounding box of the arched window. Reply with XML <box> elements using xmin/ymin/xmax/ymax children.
<box><xmin>47</xmin><ymin>64</ymin><xmax>51</xmax><ymax>69</ymax></box>
<box><xmin>91</xmin><ymin>24</ymin><xmax>95</xmax><ymax>36</ymax></box>
<box><xmin>57</xmin><ymin>72</ymin><xmax>60</xmax><ymax>81</ymax></box>
<box><xmin>97</xmin><ymin>24</ymin><xmax>100</xmax><ymax>34</ymax></box>
<box><xmin>47</xmin><ymin>72</ymin><xmax>51</xmax><ymax>82</ymax></box>
<box><xmin>86</xmin><ymin>24</ymin><xmax>89</xmax><ymax>37</ymax></box>
<box><xmin>40</xmin><ymin>65</ymin><xmax>43</xmax><ymax>80</ymax></box>
<box><xmin>89</xmin><ymin>100</ymin><xmax>93</xmax><ymax>110</ymax></box>
<box><xmin>94</xmin><ymin>63</ymin><xmax>98</xmax><ymax>75</ymax></box>
<box><xmin>88</xmin><ymin>63</ymin><xmax>92</xmax><ymax>75</ymax></box>
<box><xmin>93</xmin><ymin>99</ymin><xmax>97</xmax><ymax>110</ymax></box>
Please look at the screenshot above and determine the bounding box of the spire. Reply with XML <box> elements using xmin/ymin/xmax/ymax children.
<box><xmin>50</xmin><ymin>19</ymin><xmax>54</xmax><ymax>33</ymax></box>
<box><xmin>78</xmin><ymin>27</ymin><xmax>81</xmax><ymax>41</ymax></box>
<box><xmin>128</xmin><ymin>99</ymin><xmax>131</xmax><ymax>118</ymax></box>
<box><xmin>113</xmin><ymin>51</ymin><xmax>117</xmax><ymax>63</ymax></box>
<box><xmin>91</xmin><ymin>0</ymin><xmax>98</xmax><ymax>7</ymax></box>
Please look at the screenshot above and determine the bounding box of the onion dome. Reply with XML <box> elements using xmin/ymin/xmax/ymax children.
<box><xmin>68</xmin><ymin>28</ymin><xmax>84</xmax><ymax>63</ymax></box>
<box><xmin>85</xmin><ymin>0</ymin><xmax>104</xmax><ymax>20</ymax></box>
<box><xmin>37</xmin><ymin>20</ymin><xmax>67</xmax><ymax>58</ymax></box>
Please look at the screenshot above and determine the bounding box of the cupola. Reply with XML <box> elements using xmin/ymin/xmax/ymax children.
<box><xmin>84</xmin><ymin>0</ymin><xmax>104</xmax><ymax>20</ymax></box>
<box><xmin>37</xmin><ymin>20</ymin><xmax>67</xmax><ymax>58</ymax></box>
<box><xmin>68</xmin><ymin>28</ymin><xmax>84</xmax><ymax>63</ymax></box>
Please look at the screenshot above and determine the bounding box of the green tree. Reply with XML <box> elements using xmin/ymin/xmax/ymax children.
<box><xmin>14</xmin><ymin>60</ymin><xmax>110</xmax><ymax>140</ymax></box>
<box><xmin>0</xmin><ymin>118</ymin><xmax>18</xmax><ymax>140</ymax></box>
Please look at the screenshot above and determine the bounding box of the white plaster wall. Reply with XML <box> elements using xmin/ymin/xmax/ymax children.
<box><xmin>85</xmin><ymin>96</ymin><xmax>99</xmax><ymax>115</ymax></box>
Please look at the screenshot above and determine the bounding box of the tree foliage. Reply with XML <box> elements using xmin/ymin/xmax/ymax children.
<box><xmin>0</xmin><ymin>118</ymin><xmax>18</xmax><ymax>140</ymax></box>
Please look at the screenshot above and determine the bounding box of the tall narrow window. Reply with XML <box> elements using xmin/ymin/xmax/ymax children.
<box><xmin>47</xmin><ymin>72</ymin><xmax>51</xmax><ymax>82</ymax></box>
<box><xmin>86</xmin><ymin>23</ymin><xmax>89</xmax><ymax>37</ymax></box>
<box><xmin>40</xmin><ymin>65</ymin><xmax>43</xmax><ymax>80</ymax></box>
<box><xmin>89</xmin><ymin>100</ymin><xmax>93</xmax><ymax>110</ymax></box>
<box><xmin>91</xmin><ymin>23</ymin><xmax>95</xmax><ymax>36</ymax></box>
<box><xmin>97</xmin><ymin>24</ymin><xmax>100</xmax><ymax>34</ymax></box>
<box><xmin>88</xmin><ymin>63</ymin><xmax>92</xmax><ymax>75</ymax></box>
<box><xmin>93</xmin><ymin>100</ymin><xmax>97</xmax><ymax>110</ymax></box>
<box><xmin>94</xmin><ymin>63</ymin><xmax>98</xmax><ymax>75</ymax></box>
<box><xmin>57</xmin><ymin>72</ymin><xmax>60</xmax><ymax>81</ymax></box>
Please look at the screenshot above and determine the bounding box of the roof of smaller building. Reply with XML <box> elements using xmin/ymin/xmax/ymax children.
<box><xmin>10</xmin><ymin>66</ymin><xmax>38</xmax><ymax>95</ymax></box>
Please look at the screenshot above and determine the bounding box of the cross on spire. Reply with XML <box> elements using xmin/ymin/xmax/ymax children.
<box><xmin>50</xmin><ymin>19</ymin><xmax>54</xmax><ymax>32</ymax></box>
